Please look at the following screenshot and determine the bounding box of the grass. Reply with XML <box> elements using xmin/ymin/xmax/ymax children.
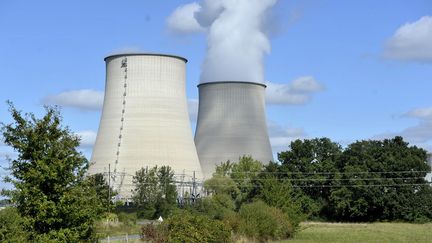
<box><xmin>277</xmin><ymin>222</ymin><xmax>432</xmax><ymax>243</ymax></box>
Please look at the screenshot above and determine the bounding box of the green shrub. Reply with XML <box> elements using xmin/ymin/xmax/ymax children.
<box><xmin>0</xmin><ymin>207</ymin><xmax>29</xmax><ymax>242</ymax></box>
<box><xmin>238</xmin><ymin>201</ymin><xmax>294</xmax><ymax>242</ymax></box>
<box><xmin>118</xmin><ymin>212</ymin><xmax>137</xmax><ymax>226</ymax></box>
<box><xmin>196</xmin><ymin>193</ymin><xmax>235</xmax><ymax>220</ymax></box>
<box><xmin>141</xmin><ymin>210</ymin><xmax>231</xmax><ymax>243</ymax></box>
<box><xmin>141</xmin><ymin>223</ymin><xmax>167</xmax><ymax>243</ymax></box>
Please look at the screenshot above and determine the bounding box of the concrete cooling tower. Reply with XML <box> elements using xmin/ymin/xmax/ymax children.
<box><xmin>89</xmin><ymin>53</ymin><xmax>202</xmax><ymax>198</ymax></box>
<box><xmin>194</xmin><ymin>81</ymin><xmax>273</xmax><ymax>178</ymax></box>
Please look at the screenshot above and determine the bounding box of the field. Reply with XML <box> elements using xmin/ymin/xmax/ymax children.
<box><xmin>278</xmin><ymin>222</ymin><xmax>432</xmax><ymax>243</ymax></box>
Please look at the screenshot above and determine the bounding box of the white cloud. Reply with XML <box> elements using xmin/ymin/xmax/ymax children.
<box><xmin>76</xmin><ymin>130</ymin><xmax>97</xmax><ymax>148</ymax></box>
<box><xmin>374</xmin><ymin>106</ymin><xmax>432</xmax><ymax>152</ymax></box>
<box><xmin>384</xmin><ymin>16</ymin><xmax>432</xmax><ymax>63</ymax></box>
<box><xmin>42</xmin><ymin>89</ymin><xmax>104</xmax><ymax>111</ymax></box>
<box><xmin>404</xmin><ymin>107</ymin><xmax>432</xmax><ymax>119</ymax></box>
<box><xmin>188</xmin><ymin>98</ymin><xmax>199</xmax><ymax>123</ymax></box>
<box><xmin>266</xmin><ymin>76</ymin><xmax>324</xmax><ymax>105</ymax></box>
<box><xmin>166</xmin><ymin>2</ymin><xmax>205</xmax><ymax>34</ymax></box>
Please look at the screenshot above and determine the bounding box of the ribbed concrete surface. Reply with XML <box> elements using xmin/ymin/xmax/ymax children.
<box><xmin>194</xmin><ymin>82</ymin><xmax>273</xmax><ymax>178</ymax></box>
<box><xmin>89</xmin><ymin>54</ymin><xmax>202</xmax><ymax>198</ymax></box>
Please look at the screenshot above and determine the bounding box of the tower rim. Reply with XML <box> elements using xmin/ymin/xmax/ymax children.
<box><xmin>197</xmin><ymin>81</ymin><xmax>267</xmax><ymax>88</ymax></box>
<box><xmin>104</xmin><ymin>53</ymin><xmax>187</xmax><ymax>63</ymax></box>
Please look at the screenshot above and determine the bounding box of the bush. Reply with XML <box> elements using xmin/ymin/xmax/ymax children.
<box><xmin>141</xmin><ymin>224</ymin><xmax>167</xmax><ymax>243</ymax></box>
<box><xmin>141</xmin><ymin>210</ymin><xmax>231</xmax><ymax>243</ymax></box>
<box><xmin>195</xmin><ymin>193</ymin><xmax>235</xmax><ymax>220</ymax></box>
<box><xmin>238</xmin><ymin>201</ymin><xmax>294</xmax><ymax>242</ymax></box>
<box><xmin>0</xmin><ymin>207</ymin><xmax>29</xmax><ymax>242</ymax></box>
<box><xmin>118</xmin><ymin>212</ymin><xmax>137</xmax><ymax>226</ymax></box>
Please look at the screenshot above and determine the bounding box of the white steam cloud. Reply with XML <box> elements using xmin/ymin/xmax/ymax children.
<box><xmin>167</xmin><ymin>0</ymin><xmax>278</xmax><ymax>83</ymax></box>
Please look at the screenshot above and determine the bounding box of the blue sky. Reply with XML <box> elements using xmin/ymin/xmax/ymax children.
<box><xmin>1</xmin><ymin>0</ymin><xmax>431</xmax><ymax>185</ymax></box>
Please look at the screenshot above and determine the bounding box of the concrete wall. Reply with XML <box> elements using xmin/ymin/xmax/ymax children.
<box><xmin>89</xmin><ymin>54</ymin><xmax>202</xmax><ymax>198</ymax></box>
<box><xmin>194</xmin><ymin>81</ymin><xmax>273</xmax><ymax>178</ymax></box>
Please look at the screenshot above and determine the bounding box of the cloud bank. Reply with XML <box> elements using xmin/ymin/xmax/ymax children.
<box><xmin>42</xmin><ymin>89</ymin><xmax>104</xmax><ymax>111</ymax></box>
<box><xmin>267</xmin><ymin>121</ymin><xmax>306</xmax><ymax>155</ymax></box>
<box><xmin>384</xmin><ymin>16</ymin><xmax>432</xmax><ymax>63</ymax></box>
<box><xmin>266</xmin><ymin>76</ymin><xmax>324</xmax><ymax>105</ymax></box>
<box><xmin>374</xmin><ymin>106</ymin><xmax>432</xmax><ymax>151</ymax></box>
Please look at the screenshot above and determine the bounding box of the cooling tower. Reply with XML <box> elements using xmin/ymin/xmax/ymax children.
<box><xmin>194</xmin><ymin>81</ymin><xmax>273</xmax><ymax>178</ymax></box>
<box><xmin>89</xmin><ymin>53</ymin><xmax>202</xmax><ymax>198</ymax></box>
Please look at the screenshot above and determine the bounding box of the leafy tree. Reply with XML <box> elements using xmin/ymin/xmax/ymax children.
<box><xmin>254</xmin><ymin>171</ymin><xmax>304</xmax><ymax>227</ymax></box>
<box><xmin>88</xmin><ymin>173</ymin><xmax>116</xmax><ymax>213</ymax></box>
<box><xmin>204</xmin><ymin>174</ymin><xmax>239</xmax><ymax>199</ymax></box>
<box><xmin>277</xmin><ymin>136</ymin><xmax>432</xmax><ymax>222</ymax></box>
<box><xmin>328</xmin><ymin>136</ymin><xmax>431</xmax><ymax>221</ymax></box>
<box><xmin>0</xmin><ymin>207</ymin><xmax>29</xmax><ymax>242</ymax></box>
<box><xmin>210</xmin><ymin>156</ymin><xmax>263</xmax><ymax>207</ymax></box>
<box><xmin>0</xmin><ymin>103</ymin><xmax>103</xmax><ymax>241</ymax></box>
<box><xmin>133</xmin><ymin>165</ymin><xmax>177</xmax><ymax>219</ymax></box>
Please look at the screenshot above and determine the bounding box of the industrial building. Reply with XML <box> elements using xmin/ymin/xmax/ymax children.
<box><xmin>89</xmin><ymin>53</ymin><xmax>202</xmax><ymax>198</ymax></box>
<box><xmin>194</xmin><ymin>81</ymin><xmax>273</xmax><ymax>178</ymax></box>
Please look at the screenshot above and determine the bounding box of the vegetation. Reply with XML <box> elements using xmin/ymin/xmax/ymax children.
<box><xmin>2</xmin><ymin>102</ymin><xmax>431</xmax><ymax>242</ymax></box>
<box><xmin>238</xmin><ymin>200</ymin><xmax>293</xmax><ymax>241</ymax></box>
<box><xmin>0</xmin><ymin>207</ymin><xmax>29</xmax><ymax>242</ymax></box>
<box><xmin>277</xmin><ymin>222</ymin><xmax>432</xmax><ymax>243</ymax></box>
<box><xmin>142</xmin><ymin>210</ymin><xmax>231</xmax><ymax>243</ymax></box>
<box><xmin>88</xmin><ymin>173</ymin><xmax>117</xmax><ymax>213</ymax></box>
<box><xmin>140</xmin><ymin>156</ymin><xmax>300</xmax><ymax>242</ymax></box>
<box><xmin>277</xmin><ymin>137</ymin><xmax>432</xmax><ymax>222</ymax></box>
<box><xmin>0</xmin><ymin>103</ymin><xmax>104</xmax><ymax>241</ymax></box>
<box><xmin>132</xmin><ymin>165</ymin><xmax>177</xmax><ymax>219</ymax></box>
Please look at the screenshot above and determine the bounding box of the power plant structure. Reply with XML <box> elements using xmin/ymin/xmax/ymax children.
<box><xmin>194</xmin><ymin>81</ymin><xmax>273</xmax><ymax>178</ymax></box>
<box><xmin>89</xmin><ymin>53</ymin><xmax>202</xmax><ymax>198</ymax></box>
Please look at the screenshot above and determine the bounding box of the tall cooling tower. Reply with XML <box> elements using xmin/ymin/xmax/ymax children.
<box><xmin>89</xmin><ymin>53</ymin><xmax>202</xmax><ymax>198</ymax></box>
<box><xmin>194</xmin><ymin>81</ymin><xmax>273</xmax><ymax>178</ymax></box>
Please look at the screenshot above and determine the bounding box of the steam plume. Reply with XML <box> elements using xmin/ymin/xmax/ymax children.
<box><xmin>167</xmin><ymin>0</ymin><xmax>278</xmax><ymax>83</ymax></box>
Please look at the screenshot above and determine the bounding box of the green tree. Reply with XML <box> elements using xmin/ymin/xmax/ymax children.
<box><xmin>0</xmin><ymin>207</ymin><xmax>29</xmax><ymax>242</ymax></box>
<box><xmin>133</xmin><ymin>165</ymin><xmax>177</xmax><ymax>219</ymax></box>
<box><xmin>210</xmin><ymin>156</ymin><xmax>263</xmax><ymax>207</ymax></box>
<box><xmin>278</xmin><ymin>138</ymin><xmax>342</xmax><ymax>217</ymax></box>
<box><xmin>88</xmin><ymin>173</ymin><xmax>116</xmax><ymax>213</ymax></box>
<box><xmin>329</xmin><ymin>136</ymin><xmax>431</xmax><ymax>221</ymax></box>
<box><xmin>254</xmin><ymin>171</ymin><xmax>304</xmax><ymax>227</ymax></box>
<box><xmin>277</xmin><ymin>136</ymin><xmax>432</xmax><ymax>222</ymax></box>
<box><xmin>0</xmin><ymin>103</ymin><xmax>103</xmax><ymax>241</ymax></box>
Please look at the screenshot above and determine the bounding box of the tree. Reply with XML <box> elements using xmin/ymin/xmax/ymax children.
<box><xmin>211</xmin><ymin>156</ymin><xmax>263</xmax><ymax>208</ymax></box>
<box><xmin>277</xmin><ymin>136</ymin><xmax>432</xmax><ymax>222</ymax></box>
<box><xmin>328</xmin><ymin>136</ymin><xmax>431</xmax><ymax>221</ymax></box>
<box><xmin>278</xmin><ymin>138</ymin><xmax>342</xmax><ymax>217</ymax></box>
<box><xmin>254</xmin><ymin>170</ymin><xmax>304</xmax><ymax>227</ymax></box>
<box><xmin>133</xmin><ymin>165</ymin><xmax>177</xmax><ymax>219</ymax></box>
<box><xmin>1</xmin><ymin>103</ymin><xmax>103</xmax><ymax>241</ymax></box>
<box><xmin>88</xmin><ymin>173</ymin><xmax>116</xmax><ymax>213</ymax></box>
<box><xmin>0</xmin><ymin>207</ymin><xmax>29</xmax><ymax>242</ymax></box>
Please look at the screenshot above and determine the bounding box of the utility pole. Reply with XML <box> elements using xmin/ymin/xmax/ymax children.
<box><xmin>108</xmin><ymin>163</ymin><xmax>111</xmax><ymax>213</ymax></box>
<box><xmin>192</xmin><ymin>171</ymin><xmax>196</xmax><ymax>204</ymax></box>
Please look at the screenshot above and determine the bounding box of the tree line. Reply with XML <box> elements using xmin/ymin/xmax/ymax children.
<box><xmin>1</xmin><ymin>103</ymin><xmax>431</xmax><ymax>242</ymax></box>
